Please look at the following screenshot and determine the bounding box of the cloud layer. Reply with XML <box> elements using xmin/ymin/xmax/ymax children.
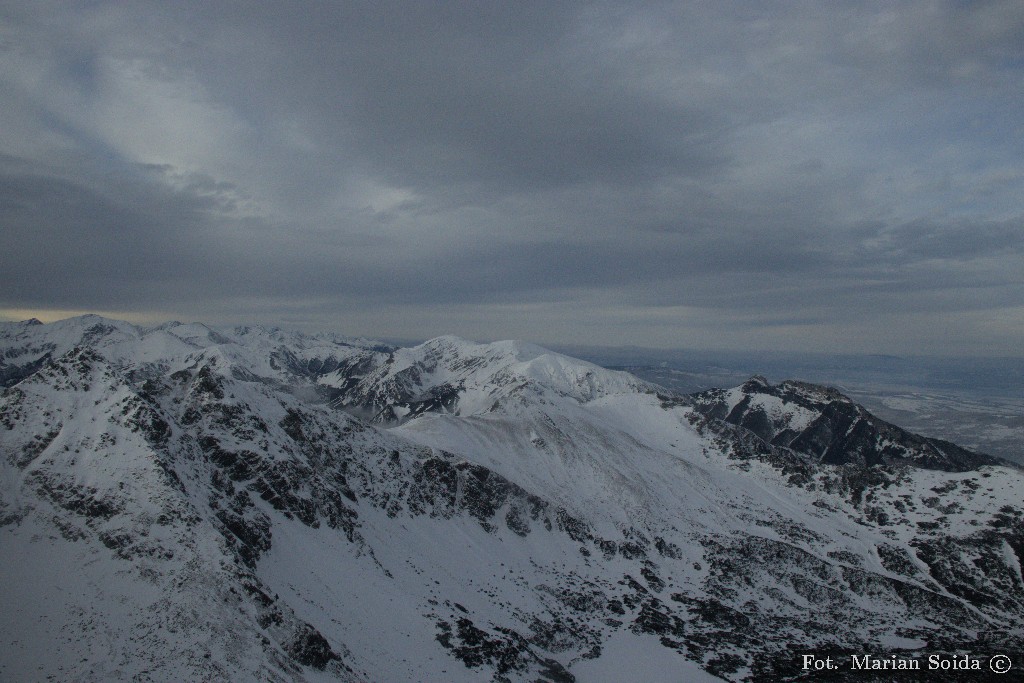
<box><xmin>2</xmin><ymin>1</ymin><xmax>1023</xmax><ymax>354</ymax></box>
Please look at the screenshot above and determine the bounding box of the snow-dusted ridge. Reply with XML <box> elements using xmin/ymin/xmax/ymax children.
<box><xmin>690</xmin><ymin>376</ymin><xmax>1005</xmax><ymax>472</ymax></box>
<box><xmin>1</xmin><ymin>316</ymin><xmax>1022</xmax><ymax>682</ymax></box>
<box><xmin>319</xmin><ymin>333</ymin><xmax>656</xmax><ymax>423</ymax></box>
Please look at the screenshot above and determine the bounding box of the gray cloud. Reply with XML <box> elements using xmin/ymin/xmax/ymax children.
<box><xmin>1</xmin><ymin>1</ymin><xmax>1023</xmax><ymax>354</ymax></box>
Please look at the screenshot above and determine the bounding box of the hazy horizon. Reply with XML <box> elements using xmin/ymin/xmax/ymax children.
<box><xmin>3</xmin><ymin>2</ymin><xmax>1024</xmax><ymax>356</ymax></box>
<box><xmin>8</xmin><ymin>310</ymin><xmax>1024</xmax><ymax>364</ymax></box>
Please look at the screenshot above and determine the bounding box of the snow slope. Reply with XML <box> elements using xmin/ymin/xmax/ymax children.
<box><xmin>2</xmin><ymin>317</ymin><xmax>1022</xmax><ymax>682</ymax></box>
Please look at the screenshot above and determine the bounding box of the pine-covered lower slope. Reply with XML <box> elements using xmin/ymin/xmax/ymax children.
<box><xmin>1</xmin><ymin>317</ymin><xmax>1022</xmax><ymax>682</ymax></box>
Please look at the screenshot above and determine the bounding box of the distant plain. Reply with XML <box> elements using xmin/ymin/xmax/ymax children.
<box><xmin>553</xmin><ymin>345</ymin><xmax>1024</xmax><ymax>466</ymax></box>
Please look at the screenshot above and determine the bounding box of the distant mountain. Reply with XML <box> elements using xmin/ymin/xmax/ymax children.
<box><xmin>690</xmin><ymin>376</ymin><xmax>1003</xmax><ymax>471</ymax></box>
<box><xmin>1</xmin><ymin>317</ymin><xmax>1022</xmax><ymax>682</ymax></box>
<box><xmin>318</xmin><ymin>335</ymin><xmax>651</xmax><ymax>422</ymax></box>
<box><xmin>613</xmin><ymin>359</ymin><xmax>1024</xmax><ymax>465</ymax></box>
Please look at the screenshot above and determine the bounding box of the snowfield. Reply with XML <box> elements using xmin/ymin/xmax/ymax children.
<box><xmin>1</xmin><ymin>316</ymin><xmax>1022</xmax><ymax>682</ymax></box>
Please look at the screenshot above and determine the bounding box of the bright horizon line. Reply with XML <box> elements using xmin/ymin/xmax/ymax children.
<box><xmin>4</xmin><ymin>307</ymin><xmax>1024</xmax><ymax>362</ymax></box>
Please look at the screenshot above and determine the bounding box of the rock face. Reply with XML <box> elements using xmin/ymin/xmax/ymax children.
<box><xmin>1</xmin><ymin>316</ymin><xmax>1022</xmax><ymax>682</ymax></box>
<box><xmin>691</xmin><ymin>377</ymin><xmax>1002</xmax><ymax>471</ymax></box>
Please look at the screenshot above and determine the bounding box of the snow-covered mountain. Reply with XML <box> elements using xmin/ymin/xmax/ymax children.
<box><xmin>690</xmin><ymin>377</ymin><xmax>1003</xmax><ymax>471</ymax></box>
<box><xmin>1</xmin><ymin>316</ymin><xmax>1022</xmax><ymax>682</ymax></box>
<box><xmin>318</xmin><ymin>335</ymin><xmax>650</xmax><ymax>421</ymax></box>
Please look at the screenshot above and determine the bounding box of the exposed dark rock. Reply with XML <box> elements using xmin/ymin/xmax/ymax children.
<box><xmin>435</xmin><ymin>617</ymin><xmax>574</xmax><ymax>682</ymax></box>
<box><xmin>285</xmin><ymin>623</ymin><xmax>340</xmax><ymax>669</ymax></box>
<box><xmin>691</xmin><ymin>378</ymin><xmax>1003</xmax><ymax>472</ymax></box>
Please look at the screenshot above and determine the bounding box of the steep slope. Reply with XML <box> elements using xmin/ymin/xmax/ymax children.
<box><xmin>2</xmin><ymin>317</ymin><xmax>1023</xmax><ymax>682</ymax></box>
<box><xmin>0</xmin><ymin>347</ymin><xmax>362</xmax><ymax>681</ymax></box>
<box><xmin>318</xmin><ymin>335</ymin><xmax>651</xmax><ymax>422</ymax></box>
<box><xmin>690</xmin><ymin>377</ymin><xmax>1002</xmax><ymax>471</ymax></box>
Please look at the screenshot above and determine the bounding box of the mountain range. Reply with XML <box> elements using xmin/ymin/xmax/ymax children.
<box><xmin>1</xmin><ymin>316</ymin><xmax>1021</xmax><ymax>681</ymax></box>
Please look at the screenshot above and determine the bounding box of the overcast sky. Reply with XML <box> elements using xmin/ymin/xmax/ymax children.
<box><xmin>2</xmin><ymin>1</ymin><xmax>1023</xmax><ymax>355</ymax></box>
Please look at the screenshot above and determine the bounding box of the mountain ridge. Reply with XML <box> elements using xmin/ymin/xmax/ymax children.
<box><xmin>689</xmin><ymin>376</ymin><xmax>1005</xmax><ymax>472</ymax></box>
<box><xmin>1</xmin><ymin>316</ymin><xmax>1022</xmax><ymax>682</ymax></box>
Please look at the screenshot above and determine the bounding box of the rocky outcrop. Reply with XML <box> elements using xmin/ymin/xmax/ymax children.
<box><xmin>2</xmin><ymin>317</ymin><xmax>1022</xmax><ymax>682</ymax></box>
<box><xmin>691</xmin><ymin>377</ymin><xmax>1003</xmax><ymax>471</ymax></box>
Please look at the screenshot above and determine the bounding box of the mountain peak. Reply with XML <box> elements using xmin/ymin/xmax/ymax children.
<box><xmin>320</xmin><ymin>334</ymin><xmax>651</xmax><ymax>421</ymax></box>
<box><xmin>1</xmin><ymin>317</ymin><xmax>1022</xmax><ymax>681</ymax></box>
<box><xmin>743</xmin><ymin>374</ymin><xmax>770</xmax><ymax>389</ymax></box>
<box><xmin>692</xmin><ymin>377</ymin><xmax>1000</xmax><ymax>471</ymax></box>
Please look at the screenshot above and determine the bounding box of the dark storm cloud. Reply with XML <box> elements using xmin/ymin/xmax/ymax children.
<box><xmin>131</xmin><ymin>1</ymin><xmax>730</xmax><ymax>191</ymax></box>
<box><xmin>1</xmin><ymin>1</ymin><xmax>1023</xmax><ymax>353</ymax></box>
<box><xmin>865</xmin><ymin>219</ymin><xmax>1024</xmax><ymax>262</ymax></box>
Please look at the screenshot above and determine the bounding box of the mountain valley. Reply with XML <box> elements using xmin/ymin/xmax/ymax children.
<box><xmin>1</xmin><ymin>316</ymin><xmax>1022</xmax><ymax>682</ymax></box>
